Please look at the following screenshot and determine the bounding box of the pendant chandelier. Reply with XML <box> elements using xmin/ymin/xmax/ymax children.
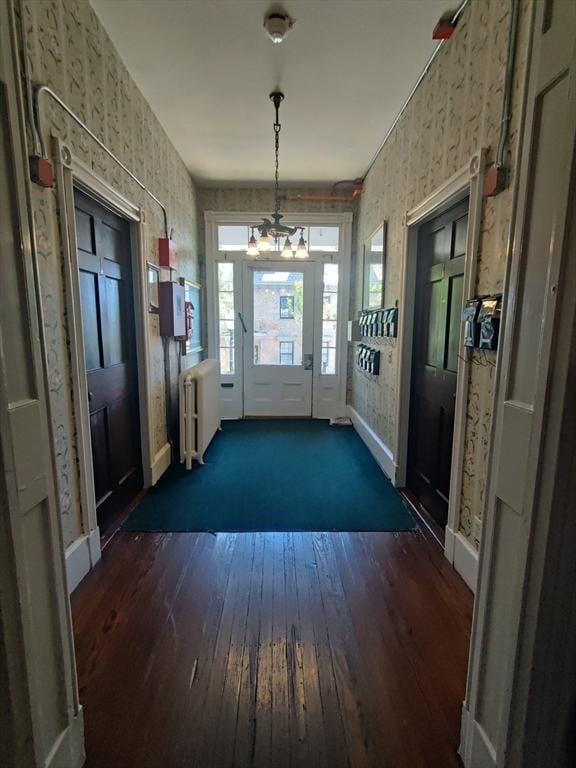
<box><xmin>246</xmin><ymin>91</ymin><xmax>309</xmax><ymax>259</ymax></box>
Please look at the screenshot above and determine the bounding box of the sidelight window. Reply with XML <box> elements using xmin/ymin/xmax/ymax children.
<box><xmin>217</xmin><ymin>262</ymin><xmax>235</xmax><ymax>374</ymax></box>
<box><xmin>321</xmin><ymin>263</ymin><xmax>339</xmax><ymax>374</ymax></box>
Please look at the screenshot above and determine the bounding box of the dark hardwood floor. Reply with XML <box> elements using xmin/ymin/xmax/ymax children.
<box><xmin>72</xmin><ymin>531</ymin><xmax>473</xmax><ymax>768</ymax></box>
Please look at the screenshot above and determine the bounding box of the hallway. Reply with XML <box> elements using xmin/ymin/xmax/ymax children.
<box><xmin>72</xmin><ymin>529</ymin><xmax>472</xmax><ymax>768</ymax></box>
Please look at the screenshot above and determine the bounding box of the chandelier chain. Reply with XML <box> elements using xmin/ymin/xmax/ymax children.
<box><xmin>274</xmin><ymin>113</ymin><xmax>281</xmax><ymax>218</ymax></box>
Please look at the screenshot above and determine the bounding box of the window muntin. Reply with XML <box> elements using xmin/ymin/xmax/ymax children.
<box><xmin>217</xmin><ymin>262</ymin><xmax>235</xmax><ymax>374</ymax></box>
<box><xmin>321</xmin><ymin>263</ymin><xmax>339</xmax><ymax>374</ymax></box>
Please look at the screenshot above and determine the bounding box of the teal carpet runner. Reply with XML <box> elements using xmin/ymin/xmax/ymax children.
<box><xmin>124</xmin><ymin>419</ymin><xmax>416</xmax><ymax>532</ymax></box>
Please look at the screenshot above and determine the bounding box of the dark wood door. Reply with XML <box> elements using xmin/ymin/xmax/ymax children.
<box><xmin>75</xmin><ymin>190</ymin><xmax>142</xmax><ymax>536</ymax></box>
<box><xmin>407</xmin><ymin>198</ymin><xmax>469</xmax><ymax>529</ymax></box>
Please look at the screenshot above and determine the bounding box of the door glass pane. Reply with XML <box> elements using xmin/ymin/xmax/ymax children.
<box><xmin>218</xmin><ymin>262</ymin><xmax>235</xmax><ymax>374</ymax></box>
<box><xmin>253</xmin><ymin>270</ymin><xmax>303</xmax><ymax>366</ymax></box>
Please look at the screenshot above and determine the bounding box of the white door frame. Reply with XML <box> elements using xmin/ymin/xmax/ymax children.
<box><xmin>0</xmin><ymin>3</ymin><xmax>84</xmax><ymax>764</ymax></box>
<box><xmin>396</xmin><ymin>149</ymin><xmax>486</xmax><ymax>581</ymax></box>
<box><xmin>53</xmin><ymin>137</ymin><xmax>155</xmax><ymax>590</ymax></box>
<box><xmin>461</xmin><ymin>1</ymin><xmax>576</xmax><ymax>764</ymax></box>
<box><xmin>205</xmin><ymin>211</ymin><xmax>352</xmax><ymax>420</ymax></box>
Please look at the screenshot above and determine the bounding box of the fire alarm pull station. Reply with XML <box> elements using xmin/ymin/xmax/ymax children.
<box><xmin>159</xmin><ymin>281</ymin><xmax>186</xmax><ymax>337</ymax></box>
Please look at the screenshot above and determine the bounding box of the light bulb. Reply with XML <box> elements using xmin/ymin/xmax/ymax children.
<box><xmin>257</xmin><ymin>232</ymin><xmax>271</xmax><ymax>252</ymax></box>
<box><xmin>281</xmin><ymin>237</ymin><xmax>293</xmax><ymax>257</ymax></box>
<box><xmin>295</xmin><ymin>233</ymin><xmax>309</xmax><ymax>258</ymax></box>
<box><xmin>246</xmin><ymin>233</ymin><xmax>259</xmax><ymax>256</ymax></box>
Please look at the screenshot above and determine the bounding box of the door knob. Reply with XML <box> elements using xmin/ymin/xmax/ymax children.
<box><xmin>88</xmin><ymin>391</ymin><xmax>93</xmax><ymax>401</ymax></box>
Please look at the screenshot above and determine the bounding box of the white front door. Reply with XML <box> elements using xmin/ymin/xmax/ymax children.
<box><xmin>242</xmin><ymin>262</ymin><xmax>314</xmax><ymax>416</ymax></box>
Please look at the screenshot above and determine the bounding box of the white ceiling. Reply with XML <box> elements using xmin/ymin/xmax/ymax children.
<box><xmin>91</xmin><ymin>0</ymin><xmax>448</xmax><ymax>184</ymax></box>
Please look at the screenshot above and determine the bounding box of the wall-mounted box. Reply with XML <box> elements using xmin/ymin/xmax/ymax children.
<box><xmin>463</xmin><ymin>299</ymin><xmax>481</xmax><ymax>348</ymax></box>
<box><xmin>159</xmin><ymin>280</ymin><xmax>185</xmax><ymax>337</ymax></box>
<box><xmin>478</xmin><ymin>297</ymin><xmax>501</xmax><ymax>350</ymax></box>
<box><xmin>348</xmin><ymin>320</ymin><xmax>361</xmax><ymax>343</ymax></box>
<box><xmin>159</xmin><ymin>237</ymin><xmax>178</xmax><ymax>269</ymax></box>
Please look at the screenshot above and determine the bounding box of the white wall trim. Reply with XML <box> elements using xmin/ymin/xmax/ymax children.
<box><xmin>347</xmin><ymin>405</ymin><xmax>396</xmax><ymax>482</ymax></box>
<box><xmin>204</xmin><ymin>210</ymin><xmax>353</xmax><ymax>226</ymax></box>
<box><xmin>459</xmin><ymin>706</ymin><xmax>497</xmax><ymax>768</ymax></box>
<box><xmin>64</xmin><ymin>530</ymin><xmax>101</xmax><ymax>593</ymax></box>
<box><xmin>445</xmin><ymin>526</ymin><xmax>479</xmax><ymax>593</ymax></box>
<box><xmin>395</xmin><ymin>149</ymin><xmax>487</xmax><ymax>554</ymax></box>
<box><xmin>151</xmin><ymin>441</ymin><xmax>172</xmax><ymax>486</ymax></box>
<box><xmin>53</xmin><ymin>137</ymin><xmax>154</xmax><ymax>579</ymax></box>
<box><xmin>44</xmin><ymin>709</ymin><xmax>85</xmax><ymax>768</ymax></box>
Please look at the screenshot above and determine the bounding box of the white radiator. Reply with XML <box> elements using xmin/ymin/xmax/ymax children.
<box><xmin>179</xmin><ymin>359</ymin><xmax>221</xmax><ymax>470</ymax></box>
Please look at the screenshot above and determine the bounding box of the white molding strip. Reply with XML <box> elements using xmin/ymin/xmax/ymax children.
<box><xmin>347</xmin><ymin>405</ymin><xmax>396</xmax><ymax>483</ymax></box>
<box><xmin>445</xmin><ymin>526</ymin><xmax>479</xmax><ymax>593</ymax></box>
<box><xmin>151</xmin><ymin>442</ymin><xmax>172</xmax><ymax>485</ymax></box>
<box><xmin>65</xmin><ymin>529</ymin><xmax>101</xmax><ymax>593</ymax></box>
<box><xmin>45</xmin><ymin>709</ymin><xmax>85</xmax><ymax>768</ymax></box>
<box><xmin>459</xmin><ymin>705</ymin><xmax>497</xmax><ymax>768</ymax></box>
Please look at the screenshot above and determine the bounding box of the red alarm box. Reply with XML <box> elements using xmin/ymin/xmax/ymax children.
<box><xmin>159</xmin><ymin>237</ymin><xmax>177</xmax><ymax>269</ymax></box>
<box><xmin>159</xmin><ymin>281</ymin><xmax>185</xmax><ymax>337</ymax></box>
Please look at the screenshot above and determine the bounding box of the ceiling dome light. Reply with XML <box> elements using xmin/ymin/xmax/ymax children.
<box><xmin>281</xmin><ymin>237</ymin><xmax>293</xmax><ymax>257</ymax></box>
<box><xmin>263</xmin><ymin>10</ymin><xmax>295</xmax><ymax>44</ymax></box>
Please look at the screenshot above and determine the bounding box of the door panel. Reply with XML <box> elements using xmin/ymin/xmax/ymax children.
<box><xmin>243</xmin><ymin>263</ymin><xmax>314</xmax><ymax>416</ymax></box>
<box><xmin>407</xmin><ymin>199</ymin><xmax>469</xmax><ymax>528</ymax></box>
<box><xmin>74</xmin><ymin>190</ymin><xmax>142</xmax><ymax>536</ymax></box>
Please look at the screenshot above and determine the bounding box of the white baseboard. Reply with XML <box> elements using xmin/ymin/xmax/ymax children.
<box><xmin>45</xmin><ymin>709</ymin><xmax>85</xmax><ymax>768</ymax></box>
<box><xmin>459</xmin><ymin>705</ymin><xmax>497</xmax><ymax>768</ymax></box>
<box><xmin>445</xmin><ymin>526</ymin><xmax>479</xmax><ymax>593</ymax></box>
<box><xmin>65</xmin><ymin>529</ymin><xmax>101</xmax><ymax>593</ymax></box>
<box><xmin>347</xmin><ymin>405</ymin><xmax>397</xmax><ymax>483</ymax></box>
<box><xmin>151</xmin><ymin>441</ymin><xmax>171</xmax><ymax>485</ymax></box>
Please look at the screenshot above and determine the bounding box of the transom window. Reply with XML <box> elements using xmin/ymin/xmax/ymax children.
<box><xmin>217</xmin><ymin>224</ymin><xmax>339</xmax><ymax>253</ymax></box>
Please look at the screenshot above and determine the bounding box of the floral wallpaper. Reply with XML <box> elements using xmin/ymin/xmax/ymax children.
<box><xmin>352</xmin><ymin>0</ymin><xmax>532</xmax><ymax>545</ymax></box>
<box><xmin>18</xmin><ymin>0</ymin><xmax>200</xmax><ymax>548</ymax></box>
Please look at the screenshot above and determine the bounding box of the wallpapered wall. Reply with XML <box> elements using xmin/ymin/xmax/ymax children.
<box><xmin>19</xmin><ymin>0</ymin><xmax>200</xmax><ymax>548</ymax></box>
<box><xmin>352</xmin><ymin>0</ymin><xmax>531</xmax><ymax>546</ymax></box>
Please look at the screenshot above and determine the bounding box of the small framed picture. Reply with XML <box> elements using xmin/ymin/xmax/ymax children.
<box><xmin>147</xmin><ymin>263</ymin><xmax>160</xmax><ymax>314</ymax></box>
